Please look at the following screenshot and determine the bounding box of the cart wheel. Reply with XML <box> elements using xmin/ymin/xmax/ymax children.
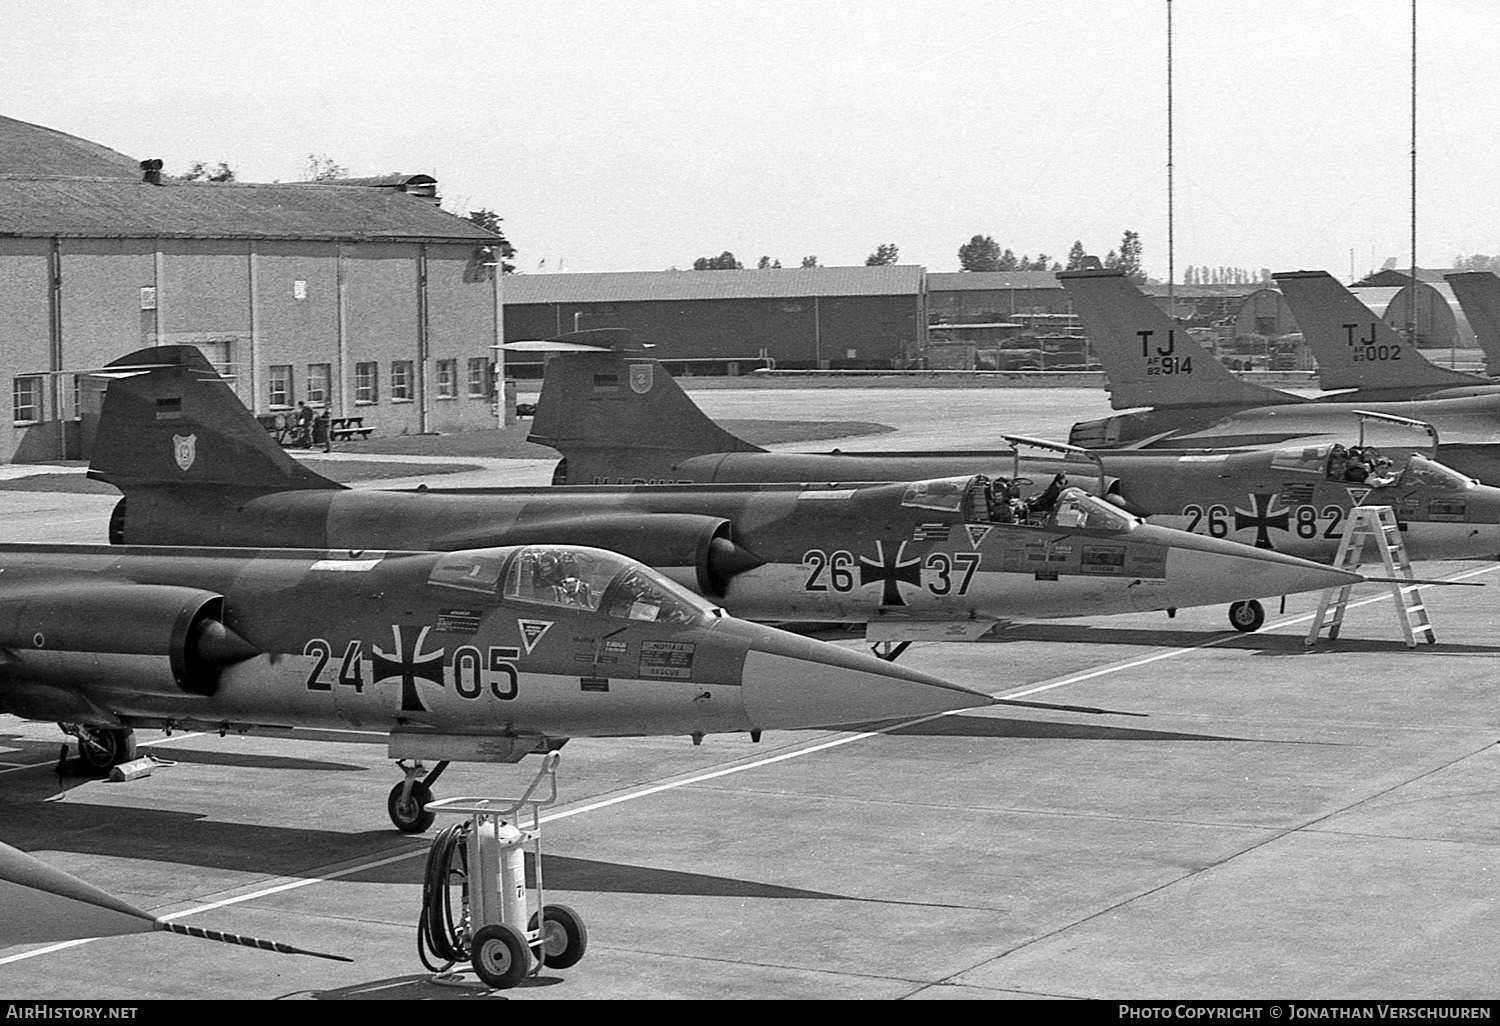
<box><xmin>529</xmin><ymin>903</ymin><xmax>588</xmax><ymax>969</ymax></box>
<box><xmin>387</xmin><ymin>780</ymin><xmax>435</xmax><ymax>834</ymax></box>
<box><xmin>77</xmin><ymin>728</ymin><xmax>136</xmax><ymax>774</ymax></box>
<box><xmin>1228</xmin><ymin>600</ymin><xmax>1265</xmax><ymax>633</ymax></box>
<box><xmin>472</xmin><ymin>923</ymin><xmax>531</xmax><ymax>989</ymax></box>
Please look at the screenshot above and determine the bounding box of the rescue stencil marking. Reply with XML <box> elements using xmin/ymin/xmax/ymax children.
<box><xmin>640</xmin><ymin>640</ymin><xmax>695</xmax><ymax>680</ymax></box>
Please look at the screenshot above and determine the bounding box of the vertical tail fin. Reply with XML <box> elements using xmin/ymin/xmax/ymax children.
<box><xmin>1058</xmin><ymin>269</ymin><xmax>1302</xmax><ymax>409</ymax></box>
<box><xmin>1444</xmin><ymin>271</ymin><xmax>1500</xmax><ymax>376</ymax></box>
<box><xmin>88</xmin><ymin>346</ymin><xmax>341</xmax><ymax>493</ymax></box>
<box><xmin>1275</xmin><ymin>270</ymin><xmax>1481</xmax><ymax>395</ymax></box>
<box><xmin>528</xmin><ymin>349</ymin><xmax>764</xmax><ymax>483</ymax></box>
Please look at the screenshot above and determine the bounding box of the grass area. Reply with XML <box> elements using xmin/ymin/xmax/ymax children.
<box><xmin>338</xmin><ymin>418</ymin><xmax>893</xmax><ymax>458</ymax></box>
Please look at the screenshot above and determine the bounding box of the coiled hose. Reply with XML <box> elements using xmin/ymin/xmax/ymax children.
<box><xmin>418</xmin><ymin>822</ymin><xmax>471</xmax><ymax>971</ymax></box>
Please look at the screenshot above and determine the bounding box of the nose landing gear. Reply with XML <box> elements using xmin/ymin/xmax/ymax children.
<box><xmin>389</xmin><ymin>759</ymin><xmax>449</xmax><ymax>833</ymax></box>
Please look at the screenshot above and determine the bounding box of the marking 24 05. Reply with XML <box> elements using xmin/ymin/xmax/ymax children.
<box><xmin>1182</xmin><ymin>504</ymin><xmax>1345</xmax><ymax>540</ymax></box>
<box><xmin>802</xmin><ymin>549</ymin><xmax>981</xmax><ymax>596</ymax></box>
<box><xmin>302</xmin><ymin>640</ymin><xmax>521</xmax><ymax>700</ymax></box>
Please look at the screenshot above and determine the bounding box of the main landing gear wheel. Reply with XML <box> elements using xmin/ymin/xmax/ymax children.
<box><xmin>75</xmin><ymin>727</ymin><xmax>136</xmax><ymax>774</ymax></box>
<box><xmin>387</xmin><ymin>781</ymin><xmax>435</xmax><ymax>834</ymax></box>
<box><xmin>471</xmin><ymin>923</ymin><xmax>532</xmax><ymax>989</ymax></box>
<box><xmin>1228</xmin><ymin>600</ymin><xmax>1265</xmax><ymax>633</ymax></box>
<box><xmin>529</xmin><ymin>903</ymin><xmax>588</xmax><ymax>969</ymax></box>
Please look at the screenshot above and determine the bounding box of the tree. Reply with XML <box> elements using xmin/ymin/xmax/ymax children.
<box><xmin>757</xmin><ymin>256</ymin><xmax>782</xmax><ymax>269</ymax></box>
<box><xmin>302</xmin><ymin>153</ymin><xmax>348</xmax><ymax>181</ymax></box>
<box><xmin>958</xmin><ymin>235</ymin><xmax>1003</xmax><ymax>271</ymax></box>
<box><xmin>178</xmin><ymin>161</ymin><xmax>236</xmax><ymax>183</ymax></box>
<box><xmin>1065</xmin><ymin>241</ymin><xmax>1088</xmax><ymax>270</ymax></box>
<box><xmin>692</xmin><ymin>252</ymin><xmax>742</xmax><ymax>270</ymax></box>
<box><xmin>801</xmin><ymin>255</ymin><xmax>820</xmax><ymax>268</ymax></box>
<box><xmin>865</xmin><ymin>243</ymin><xmax>899</xmax><ymax>266</ymax></box>
<box><xmin>1115</xmin><ymin>230</ymin><xmax>1145</xmax><ymax>284</ymax></box>
<box><xmin>464</xmin><ymin>209</ymin><xmax>517</xmax><ymax>274</ymax></box>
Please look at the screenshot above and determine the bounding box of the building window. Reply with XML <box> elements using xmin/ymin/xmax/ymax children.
<box><xmin>268</xmin><ymin>365</ymin><xmax>293</xmax><ymax>408</ymax></box>
<box><xmin>355</xmin><ymin>362</ymin><xmax>379</xmax><ymax>404</ymax></box>
<box><xmin>391</xmin><ymin>360</ymin><xmax>414</xmax><ymax>402</ymax></box>
<box><xmin>468</xmin><ymin>358</ymin><xmax>491</xmax><ymax>398</ymax></box>
<box><xmin>436</xmin><ymin>359</ymin><xmax>457</xmax><ymax>399</ymax></box>
<box><xmin>12</xmin><ymin>377</ymin><xmax>41</xmax><ymax>425</ymax></box>
<box><xmin>307</xmin><ymin>363</ymin><xmax>332</xmax><ymax>407</ymax></box>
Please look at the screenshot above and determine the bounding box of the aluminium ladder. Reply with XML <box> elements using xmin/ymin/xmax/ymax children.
<box><xmin>1305</xmin><ymin>505</ymin><xmax>1434</xmax><ymax>648</ymax></box>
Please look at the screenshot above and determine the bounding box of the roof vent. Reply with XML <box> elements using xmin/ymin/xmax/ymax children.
<box><xmin>139</xmin><ymin>158</ymin><xmax>164</xmax><ymax>185</ymax></box>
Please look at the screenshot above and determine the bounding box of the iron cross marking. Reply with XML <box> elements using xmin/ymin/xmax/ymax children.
<box><xmin>1233</xmin><ymin>492</ymin><xmax>1290</xmax><ymax>550</ymax></box>
<box><xmin>371</xmin><ymin>625</ymin><xmax>446</xmax><ymax>713</ymax></box>
<box><xmin>858</xmin><ymin>541</ymin><xmax>923</xmax><ymax>606</ymax></box>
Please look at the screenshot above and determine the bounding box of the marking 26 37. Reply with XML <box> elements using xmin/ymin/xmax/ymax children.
<box><xmin>303</xmin><ymin>640</ymin><xmax>521</xmax><ymax>700</ymax></box>
<box><xmin>1182</xmin><ymin>504</ymin><xmax>1345</xmax><ymax>540</ymax></box>
<box><xmin>802</xmin><ymin>550</ymin><xmax>981</xmax><ymax>596</ymax></box>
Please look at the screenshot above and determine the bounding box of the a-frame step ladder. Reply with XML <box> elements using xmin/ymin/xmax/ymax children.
<box><xmin>1306</xmin><ymin>505</ymin><xmax>1435</xmax><ymax>647</ymax></box>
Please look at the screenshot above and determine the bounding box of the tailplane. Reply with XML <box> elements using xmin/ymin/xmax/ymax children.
<box><xmin>1058</xmin><ymin>269</ymin><xmax>1303</xmax><ymax>410</ymax></box>
<box><xmin>521</xmin><ymin>331</ymin><xmax>764</xmax><ymax>483</ymax></box>
<box><xmin>1275</xmin><ymin>270</ymin><xmax>1483</xmax><ymax>395</ymax></box>
<box><xmin>1444</xmin><ymin>271</ymin><xmax>1500</xmax><ymax>376</ymax></box>
<box><xmin>88</xmin><ymin>346</ymin><xmax>341</xmax><ymax>493</ymax></box>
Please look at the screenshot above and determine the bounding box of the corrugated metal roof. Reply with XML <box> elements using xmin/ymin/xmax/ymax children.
<box><xmin>0</xmin><ymin>178</ymin><xmax>500</xmax><ymax>243</ymax></box>
<box><xmin>503</xmin><ymin>265</ymin><xmax>924</xmax><ymax>304</ymax></box>
<box><xmin>0</xmin><ymin>116</ymin><xmax>141</xmax><ymax>179</ymax></box>
<box><xmin>927</xmin><ymin>271</ymin><xmax>1062</xmax><ymax>291</ymax></box>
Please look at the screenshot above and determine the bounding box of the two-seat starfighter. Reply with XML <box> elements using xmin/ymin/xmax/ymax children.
<box><xmin>1058</xmin><ymin>268</ymin><xmax>1500</xmax><ymax>486</ymax></box>
<box><xmin>88</xmin><ymin>347</ymin><xmax>1362</xmax><ymax>646</ymax></box>
<box><xmin>0</xmin><ymin>541</ymin><xmax>991</xmax><ymax>831</ymax></box>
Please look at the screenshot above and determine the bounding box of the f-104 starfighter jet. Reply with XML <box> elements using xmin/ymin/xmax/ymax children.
<box><xmin>0</xmin><ymin>542</ymin><xmax>991</xmax><ymax>831</ymax></box>
<box><xmin>88</xmin><ymin>347</ymin><xmax>1365</xmax><ymax>650</ymax></box>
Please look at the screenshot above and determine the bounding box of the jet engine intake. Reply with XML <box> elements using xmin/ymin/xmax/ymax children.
<box><xmin>0</xmin><ymin>585</ymin><xmax>258</xmax><ymax>696</ymax></box>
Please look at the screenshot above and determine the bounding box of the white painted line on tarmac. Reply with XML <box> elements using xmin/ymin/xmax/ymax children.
<box><xmin>4</xmin><ymin>565</ymin><xmax>1496</xmax><ymax>967</ymax></box>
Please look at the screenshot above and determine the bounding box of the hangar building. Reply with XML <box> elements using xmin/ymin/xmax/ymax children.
<box><xmin>0</xmin><ymin>116</ymin><xmax>503</xmax><ymax>462</ymax></box>
<box><xmin>503</xmin><ymin>265</ymin><xmax>927</xmax><ymax>372</ymax></box>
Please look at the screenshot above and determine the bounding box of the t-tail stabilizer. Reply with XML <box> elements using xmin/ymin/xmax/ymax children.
<box><xmin>1275</xmin><ymin>270</ymin><xmax>1484</xmax><ymax>396</ymax></box>
<box><xmin>1444</xmin><ymin>271</ymin><xmax>1500</xmax><ymax>377</ymax></box>
<box><xmin>520</xmin><ymin>331</ymin><xmax>764</xmax><ymax>483</ymax></box>
<box><xmin>1058</xmin><ymin>269</ymin><xmax>1304</xmax><ymax>410</ymax></box>
<box><xmin>87</xmin><ymin>345</ymin><xmax>342</xmax><ymax>494</ymax></box>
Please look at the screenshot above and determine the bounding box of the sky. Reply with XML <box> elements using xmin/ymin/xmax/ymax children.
<box><xmin>6</xmin><ymin>1</ymin><xmax>1500</xmax><ymax>282</ymax></box>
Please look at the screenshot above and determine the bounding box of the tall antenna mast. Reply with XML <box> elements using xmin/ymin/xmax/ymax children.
<box><xmin>1409</xmin><ymin>0</ymin><xmax>1417</xmax><ymax>344</ymax></box>
<box><xmin>1166</xmin><ymin>0</ymin><xmax>1175</xmax><ymax>306</ymax></box>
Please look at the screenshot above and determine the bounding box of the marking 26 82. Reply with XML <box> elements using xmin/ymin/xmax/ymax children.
<box><xmin>1181</xmin><ymin>504</ymin><xmax>1345</xmax><ymax>540</ymax></box>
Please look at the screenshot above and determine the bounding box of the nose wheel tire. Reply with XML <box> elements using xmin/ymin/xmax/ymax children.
<box><xmin>387</xmin><ymin>780</ymin><xmax>435</xmax><ymax>834</ymax></box>
<box><xmin>1228</xmin><ymin>600</ymin><xmax>1265</xmax><ymax>633</ymax></box>
<box><xmin>529</xmin><ymin>903</ymin><xmax>588</xmax><ymax>969</ymax></box>
<box><xmin>75</xmin><ymin>728</ymin><xmax>136</xmax><ymax>774</ymax></box>
<box><xmin>471</xmin><ymin>923</ymin><xmax>532</xmax><ymax>989</ymax></box>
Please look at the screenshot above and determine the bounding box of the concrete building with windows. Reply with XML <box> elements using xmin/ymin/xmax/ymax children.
<box><xmin>0</xmin><ymin>116</ymin><xmax>504</xmax><ymax>462</ymax></box>
<box><xmin>503</xmin><ymin>265</ymin><xmax>927</xmax><ymax>371</ymax></box>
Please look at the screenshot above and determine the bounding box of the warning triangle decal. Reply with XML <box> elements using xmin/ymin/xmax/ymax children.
<box><xmin>964</xmin><ymin>524</ymin><xmax>993</xmax><ymax>549</ymax></box>
<box><xmin>517</xmin><ymin>619</ymin><xmax>554</xmax><ymax>654</ymax></box>
<box><xmin>1345</xmin><ymin>487</ymin><xmax>1372</xmax><ymax>506</ymax></box>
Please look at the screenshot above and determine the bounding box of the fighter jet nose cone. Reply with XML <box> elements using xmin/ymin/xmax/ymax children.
<box><xmin>1138</xmin><ymin>524</ymin><xmax>1364</xmax><ymax>603</ymax></box>
<box><xmin>736</xmin><ymin>626</ymin><xmax>992</xmax><ymax>731</ymax></box>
